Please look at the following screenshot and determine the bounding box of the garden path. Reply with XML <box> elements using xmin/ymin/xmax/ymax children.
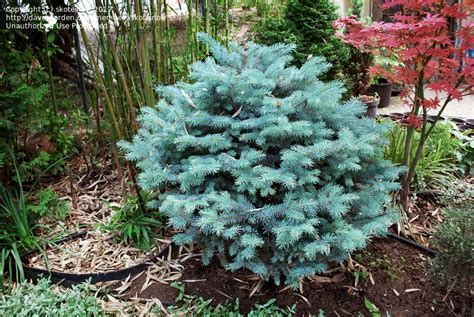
<box><xmin>378</xmin><ymin>90</ymin><xmax>474</xmax><ymax>118</ymax></box>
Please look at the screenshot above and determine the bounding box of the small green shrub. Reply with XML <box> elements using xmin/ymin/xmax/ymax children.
<box><xmin>383</xmin><ymin>120</ymin><xmax>465</xmax><ymax>190</ymax></box>
<box><xmin>27</xmin><ymin>188</ymin><xmax>70</xmax><ymax>220</ymax></box>
<box><xmin>430</xmin><ymin>204</ymin><xmax>473</xmax><ymax>293</ymax></box>
<box><xmin>0</xmin><ymin>48</ymin><xmax>46</xmax><ymax>139</ymax></box>
<box><xmin>0</xmin><ymin>184</ymin><xmax>40</xmax><ymax>248</ymax></box>
<box><xmin>0</xmin><ymin>278</ymin><xmax>104</xmax><ymax>316</ymax></box>
<box><xmin>349</xmin><ymin>0</ymin><xmax>364</xmax><ymax>17</ymax></box>
<box><xmin>0</xmin><ymin>47</ymin><xmax>81</xmax><ymax>183</ymax></box>
<box><xmin>344</xmin><ymin>46</ymin><xmax>373</xmax><ymax>97</ymax></box>
<box><xmin>104</xmin><ymin>194</ymin><xmax>162</xmax><ymax>250</ymax></box>
<box><xmin>253</xmin><ymin>0</ymin><xmax>350</xmax><ymax>81</ymax></box>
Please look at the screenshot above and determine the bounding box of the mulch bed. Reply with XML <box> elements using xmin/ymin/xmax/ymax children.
<box><xmin>27</xmin><ymin>155</ymin><xmax>164</xmax><ymax>274</ymax></box>
<box><xmin>123</xmin><ymin>237</ymin><xmax>471</xmax><ymax>316</ymax></box>
<box><xmin>29</xmin><ymin>156</ymin><xmax>472</xmax><ymax>316</ymax></box>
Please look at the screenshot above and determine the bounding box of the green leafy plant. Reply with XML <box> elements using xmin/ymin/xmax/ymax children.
<box><xmin>171</xmin><ymin>281</ymin><xmax>186</xmax><ymax>302</ymax></box>
<box><xmin>121</xmin><ymin>34</ymin><xmax>401</xmax><ymax>287</ymax></box>
<box><xmin>451</xmin><ymin>127</ymin><xmax>474</xmax><ymax>176</ymax></box>
<box><xmin>430</xmin><ymin>204</ymin><xmax>473</xmax><ymax>294</ymax></box>
<box><xmin>383</xmin><ymin>120</ymin><xmax>465</xmax><ymax>191</ymax></box>
<box><xmin>353</xmin><ymin>251</ymin><xmax>400</xmax><ymax>282</ymax></box>
<box><xmin>0</xmin><ymin>184</ymin><xmax>55</xmax><ymax>285</ymax></box>
<box><xmin>0</xmin><ymin>153</ymin><xmax>66</xmax><ymax>285</ymax></box>
<box><xmin>353</xmin><ymin>270</ymin><xmax>367</xmax><ymax>285</ymax></box>
<box><xmin>371</xmin><ymin>52</ymin><xmax>400</xmax><ymax>85</ymax></box>
<box><xmin>0</xmin><ymin>185</ymin><xmax>40</xmax><ymax>250</ymax></box>
<box><xmin>167</xmin><ymin>296</ymin><xmax>297</xmax><ymax>316</ymax></box>
<box><xmin>364</xmin><ymin>298</ymin><xmax>382</xmax><ymax>317</ymax></box>
<box><xmin>0</xmin><ymin>183</ymin><xmax>44</xmax><ymax>283</ymax></box>
<box><xmin>41</xmin><ymin>27</ymin><xmax>65</xmax><ymax>116</ymax></box>
<box><xmin>104</xmin><ymin>195</ymin><xmax>162</xmax><ymax>250</ymax></box>
<box><xmin>27</xmin><ymin>188</ymin><xmax>70</xmax><ymax>220</ymax></box>
<box><xmin>0</xmin><ymin>278</ymin><xmax>103</xmax><ymax>316</ymax></box>
<box><xmin>0</xmin><ymin>48</ymin><xmax>49</xmax><ymax>152</ymax></box>
<box><xmin>0</xmin><ymin>46</ymin><xmax>79</xmax><ymax>183</ymax></box>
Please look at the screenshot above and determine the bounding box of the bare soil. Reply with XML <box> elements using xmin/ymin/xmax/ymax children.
<box><xmin>124</xmin><ymin>237</ymin><xmax>472</xmax><ymax>316</ymax></box>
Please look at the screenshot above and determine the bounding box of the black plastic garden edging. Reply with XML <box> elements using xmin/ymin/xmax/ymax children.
<box><xmin>387</xmin><ymin>232</ymin><xmax>437</xmax><ymax>256</ymax></box>
<box><xmin>19</xmin><ymin>230</ymin><xmax>435</xmax><ymax>285</ymax></box>
<box><xmin>20</xmin><ymin>231</ymin><xmax>172</xmax><ymax>284</ymax></box>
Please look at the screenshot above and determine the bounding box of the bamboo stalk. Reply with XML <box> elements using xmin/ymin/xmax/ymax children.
<box><xmin>163</xmin><ymin>0</ymin><xmax>175</xmax><ymax>83</ymax></box>
<box><xmin>74</xmin><ymin>8</ymin><xmax>122</xmax><ymax>140</ymax></box>
<box><xmin>224</xmin><ymin>0</ymin><xmax>229</xmax><ymax>47</ymax></box>
<box><xmin>187</xmin><ymin>0</ymin><xmax>194</xmax><ymax>62</ymax></box>
<box><xmin>213</xmin><ymin>0</ymin><xmax>218</xmax><ymax>38</ymax></box>
<box><xmin>157</xmin><ymin>0</ymin><xmax>163</xmax><ymax>83</ymax></box>
<box><xmin>72</xmin><ymin>1</ymin><xmax>125</xmax><ymax>183</ymax></box>
<box><xmin>194</xmin><ymin>0</ymin><xmax>199</xmax><ymax>58</ymax></box>
<box><xmin>44</xmin><ymin>36</ymin><xmax>57</xmax><ymax>117</ymax></box>
<box><xmin>150</xmin><ymin>0</ymin><xmax>161</xmax><ymax>81</ymax></box>
<box><xmin>204</xmin><ymin>0</ymin><xmax>209</xmax><ymax>54</ymax></box>
<box><xmin>107</xmin><ymin>34</ymin><xmax>138</xmax><ymax>134</ymax></box>
<box><xmin>134</xmin><ymin>0</ymin><xmax>155</xmax><ymax>106</ymax></box>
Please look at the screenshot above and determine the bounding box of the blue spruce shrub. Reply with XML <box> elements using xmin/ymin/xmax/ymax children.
<box><xmin>119</xmin><ymin>34</ymin><xmax>401</xmax><ymax>287</ymax></box>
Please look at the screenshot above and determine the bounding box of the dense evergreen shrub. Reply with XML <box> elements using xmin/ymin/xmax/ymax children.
<box><xmin>120</xmin><ymin>35</ymin><xmax>401</xmax><ymax>286</ymax></box>
<box><xmin>348</xmin><ymin>0</ymin><xmax>363</xmax><ymax>17</ymax></box>
<box><xmin>253</xmin><ymin>0</ymin><xmax>350</xmax><ymax>81</ymax></box>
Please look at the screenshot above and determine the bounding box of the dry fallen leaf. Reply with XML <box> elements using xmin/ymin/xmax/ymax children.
<box><xmin>331</xmin><ymin>273</ymin><xmax>346</xmax><ymax>283</ymax></box>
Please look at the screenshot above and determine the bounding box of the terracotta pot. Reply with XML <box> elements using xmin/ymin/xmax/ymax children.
<box><xmin>367</xmin><ymin>79</ymin><xmax>393</xmax><ymax>108</ymax></box>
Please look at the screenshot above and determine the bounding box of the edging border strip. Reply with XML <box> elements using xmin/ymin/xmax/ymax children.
<box><xmin>19</xmin><ymin>230</ymin><xmax>435</xmax><ymax>285</ymax></box>
<box><xmin>20</xmin><ymin>231</ymin><xmax>171</xmax><ymax>284</ymax></box>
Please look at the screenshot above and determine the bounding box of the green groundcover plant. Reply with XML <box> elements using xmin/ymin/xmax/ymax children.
<box><xmin>0</xmin><ymin>278</ymin><xmax>103</xmax><ymax>316</ymax></box>
<box><xmin>120</xmin><ymin>34</ymin><xmax>401</xmax><ymax>287</ymax></box>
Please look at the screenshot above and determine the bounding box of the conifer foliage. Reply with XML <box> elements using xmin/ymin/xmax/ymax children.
<box><xmin>120</xmin><ymin>34</ymin><xmax>401</xmax><ymax>286</ymax></box>
<box><xmin>254</xmin><ymin>0</ymin><xmax>349</xmax><ymax>81</ymax></box>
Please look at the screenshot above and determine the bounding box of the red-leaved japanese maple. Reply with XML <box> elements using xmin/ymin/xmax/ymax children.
<box><xmin>335</xmin><ymin>0</ymin><xmax>473</xmax><ymax>211</ymax></box>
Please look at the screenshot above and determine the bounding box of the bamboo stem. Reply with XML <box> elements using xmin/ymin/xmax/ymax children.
<box><xmin>134</xmin><ymin>0</ymin><xmax>155</xmax><ymax>106</ymax></box>
<box><xmin>224</xmin><ymin>0</ymin><xmax>229</xmax><ymax>48</ymax></box>
<box><xmin>44</xmin><ymin>36</ymin><xmax>57</xmax><ymax>117</ymax></box>
<box><xmin>150</xmin><ymin>0</ymin><xmax>161</xmax><ymax>81</ymax></box>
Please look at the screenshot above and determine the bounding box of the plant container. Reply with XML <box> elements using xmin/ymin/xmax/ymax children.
<box><xmin>391</xmin><ymin>83</ymin><xmax>402</xmax><ymax>96</ymax></box>
<box><xmin>359</xmin><ymin>94</ymin><xmax>380</xmax><ymax>118</ymax></box>
<box><xmin>368</xmin><ymin>79</ymin><xmax>392</xmax><ymax>108</ymax></box>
